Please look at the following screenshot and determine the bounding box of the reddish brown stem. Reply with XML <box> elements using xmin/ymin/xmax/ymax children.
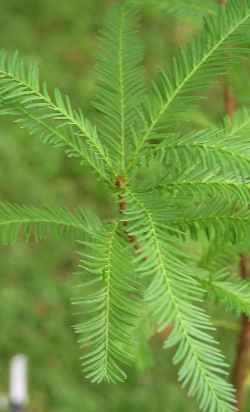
<box><xmin>232</xmin><ymin>257</ymin><xmax>250</xmax><ymax>411</ymax></box>
<box><xmin>223</xmin><ymin>83</ymin><xmax>236</xmax><ymax>121</ymax></box>
<box><xmin>152</xmin><ymin>325</ymin><xmax>172</xmax><ymax>343</ymax></box>
<box><xmin>115</xmin><ymin>175</ymin><xmax>148</xmax><ymax>259</ymax></box>
<box><xmin>223</xmin><ymin>78</ymin><xmax>250</xmax><ymax>410</ymax></box>
<box><xmin>217</xmin><ymin>0</ymin><xmax>250</xmax><ymax>406</ymax></box>
<box><xmin>223</xmin><ymin>70</ymin><xmax>250</xmax><ymax>412</ymax></box>
<box><xmin>217</xmin><ymin>2</ymin><xmax>250</xmax><ymax>407</ymax></box>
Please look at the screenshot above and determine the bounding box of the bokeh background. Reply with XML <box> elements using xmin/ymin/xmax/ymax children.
<box><xmin>0</xmin><ymin>1</ymin><xmax>248</xmax><ymax>411</ymax></box>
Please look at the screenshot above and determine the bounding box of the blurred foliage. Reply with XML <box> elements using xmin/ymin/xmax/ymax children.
<box><xmin>0</xmin><ymin>1</ymin><xmax>248</xmax><ymax>411</ymax></box>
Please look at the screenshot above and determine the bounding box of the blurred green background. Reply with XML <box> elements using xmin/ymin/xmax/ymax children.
<box><xmin>0</xmin><ymin>1</ymin><xmax>248</xmax><ymax>411</ymax></box>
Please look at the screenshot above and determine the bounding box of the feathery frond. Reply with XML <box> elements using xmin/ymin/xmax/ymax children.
<box><xmin>74</xmin><ymin>221</ymin><xmax>141</xmax><ymax>383</ymax></box>
<box><xmin>93</xmin><ymin>4</ymin><xmax>145</xmax><ymax>172</ymax></box>
<box><xmin>203</xmin><ymin>270</ymin><xmax>250</xmax><ymax>317</ymax></box>
<box><xmin>0</xmin><ymin>50</ymin><xmax>112</xmax><ymax>181</ymax></box>
<box><xmin>122</xmin><ymin>188</ymin><xmax>236</xmax><ymax>412</ymax></box>
<box><xmin>199</xmin><ymin>239</ymin><xmax>250</xmax><ymax>317</ymax></box>
<box><xmin>0</xmin><ymin>203</ymin><xmax>95</xmax><ymax>244</ymax></box>
<box><xmin>139</xmin><ymin>112</ymin><xmax>250</xmax><ymax>183</ymax></box>
<box><xmin>131</xmin><ymin>187</ymin><xmax>250</xmax><ymax>243</ymax></box>
<box><xmin>137</xmin><ymin>162</ymin><xmax>250</xmax><ymax>206</ymax></box>
<box><xmin>129</xmin><ymin>0</ymin><xmax>250</xmax><ymax>168</ymax></box>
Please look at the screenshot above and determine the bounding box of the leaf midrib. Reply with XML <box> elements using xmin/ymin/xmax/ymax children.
<box><xmin>102</xmin><ymin>222</ymin><xmax>118</xmax><ymax>380</ymax></box>
<box><xmin>118</xmin><ymin>9</ymin><xmax>126</xmax><ymax>172</ymax></box>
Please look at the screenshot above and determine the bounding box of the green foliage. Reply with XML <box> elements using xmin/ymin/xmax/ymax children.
<box><xmin>0</xmin><ymin>203</ymin><xmax>94</xmax><ymax>244</ymax></box>
<box><xmin>1</xmin><ymin>1</ymin><xmax>250</xmax><ymax>411</ymax></box>
<box><xmin>93</xmin><ymin>5</ymin><xmax>145</xmax><ymax>173</ymax></box>
<box><xmin>129</xmin><ymin>0</ymin><xmax>250</xmax><ymax>169</ymax></box>
<box><xmin>0</xmin><ymin>50</ymin><xmax>111</xmax><ymax>181</ymax></box>
<box><xmin>74</xmin><ymin>221</ymin><xmax>141</xmax><ymax>383</ymax></box>
<box><xmin>124</xmin><ymin>190</ymin><xmax>235</xmax><ymax>411</ymax></box>
<box><xmin>205</xmin><ymin>269</ymin><xmax>250</xmax><ymax>317</ymax></box>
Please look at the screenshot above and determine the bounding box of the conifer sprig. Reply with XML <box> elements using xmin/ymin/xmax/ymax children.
<box><xmin>129</xmin><ymin>0</ymin><xmax>250</xmax><ymax>170</ymax></box>
<box><xmin>123</xmin><ymin>188</ymin><xmax>236</xmax><ymax>412</ymax></box>
<box><xmin>1</xmin><ymin>1</ymin><xmax>250</xmax><ymax>411</ymax></box>
<box><xmin>0</xmin><ymin>50</ymin><xmax>113</xmax><ymax>181</ymax></box>
<box><xmin>74</xmin><ymin>221</ymin><xmax>141</xmax><ymax>383</ymax></box>
<box><xmin>93</xmin><ymin>5</ymin><xmax>145</xmax><ymax>174</ymax></box>
<box><xmin>0</xmin><ymin>203</ymin><xmax>96</xmax><ymax>244</ymax></box>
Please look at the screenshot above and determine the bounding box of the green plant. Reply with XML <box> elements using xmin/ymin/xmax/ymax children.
<box><xmin>1</xmin><ymin>1</ymin><xmax>250</xmax><ymax>411</ymax></box>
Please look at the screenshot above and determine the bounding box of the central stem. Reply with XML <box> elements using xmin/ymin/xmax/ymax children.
<box><xmin>218</xmin><ymin>1</ymin><xmax>250</xmax><ymax>409</ymax></box>
<box><xmin>232</xmin><ymin>256</ymin><xmax>250</xmax><ymax>411</ymax></box>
